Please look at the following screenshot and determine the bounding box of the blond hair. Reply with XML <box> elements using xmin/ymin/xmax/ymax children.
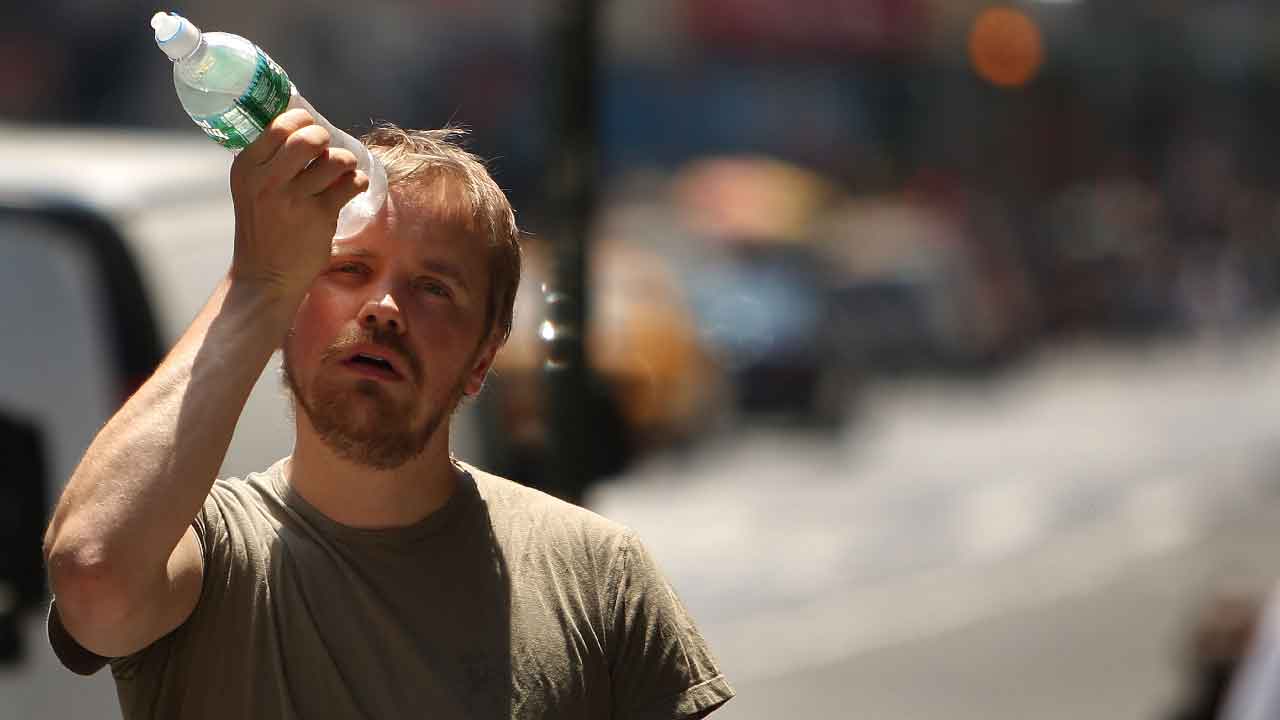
<box><xmin>361</xmin><ymin>124</ymin><xmax>522</xmax><ymax>345</ymax></box>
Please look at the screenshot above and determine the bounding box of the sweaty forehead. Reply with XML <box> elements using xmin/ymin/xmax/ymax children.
<box><xmin>331</xmin><ymin>184</ymin><xmax>491</xmax><ymax>294</ymax></box>
<box><xmin>330</xmin><ymin>186</ymin><xmax>476</xmax><ymax>251</ymax></box>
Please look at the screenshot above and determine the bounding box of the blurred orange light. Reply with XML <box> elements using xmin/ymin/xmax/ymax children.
<box><xmin>968</xmin><ymin>7</ymin><xmax>1044</xmax><ymax>89</ymax></box>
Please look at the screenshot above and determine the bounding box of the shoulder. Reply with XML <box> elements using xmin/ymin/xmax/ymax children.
<box><xmin>460</xmin><ymin>461</ymin><xmax>636</xmax><ymax>554</ymax></box>
<box><xmin>192</xmin><ymin>461</ymin><xmax>289</xmax><ymax>556</ymax></box>
<box><xmin>210</xmin><ymin>459</ymin><xmax>288</xmax><ymax>515</ymax></box>
<box><xmin>464</xmin><ymin>463</ymin><xmax>627</xmax><ymax>528</ymax></box>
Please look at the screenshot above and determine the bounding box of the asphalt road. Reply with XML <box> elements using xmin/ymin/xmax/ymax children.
<box><xmin>704</xmin><ymin>494</ymin><xmax>1280</xmax><ymax>720</ymax></box>
<box><xmin>588</xmin><ymin>326</ymin><xmax>1280</xmax><ymax>719</ymax></box>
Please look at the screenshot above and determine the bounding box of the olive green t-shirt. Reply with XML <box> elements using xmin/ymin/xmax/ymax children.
<box><xmin>48</xmin><ymin>459</ymin><xmax>733</xmax><ymax>719</ymax></box>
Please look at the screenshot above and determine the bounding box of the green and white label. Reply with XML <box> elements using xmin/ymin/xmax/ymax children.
<box><xmin>188</xmin><ymin>49</ymin><xmax>292</xmax><ymax>151</ymax></box>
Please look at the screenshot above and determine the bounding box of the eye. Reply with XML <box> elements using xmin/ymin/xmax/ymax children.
<box><xmin>331</xmin><ymin>261</ymin><xmax>370</xmax><ymax>276</ymax></box>
<box><xmin>414</xmin><ymin>277</ymin><xmax>453</xmax><ymax>299</ymax></box>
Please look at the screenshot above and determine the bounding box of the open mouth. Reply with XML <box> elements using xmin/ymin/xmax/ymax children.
<box><xmin>343</xmin><ymin>353</ymin><xmax>403</xmax><ymax>380</ymax></box>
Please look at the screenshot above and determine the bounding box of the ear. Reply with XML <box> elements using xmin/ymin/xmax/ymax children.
<box><xmin>463</xmin><ymin>334</ymin><xmax>501</xmax><ymax>397</ymax></box>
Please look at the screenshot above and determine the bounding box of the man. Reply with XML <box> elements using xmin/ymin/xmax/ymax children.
<box><xmin>42</xmin><ymin>110</ymin><xmax>733</xmax><ymax>718</ymax></box>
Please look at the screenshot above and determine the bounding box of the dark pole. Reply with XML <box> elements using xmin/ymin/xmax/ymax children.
<box><xmin>541</xmin><ymin>0</ymin><xmax>599</xmax><ymax>503</ymax></box>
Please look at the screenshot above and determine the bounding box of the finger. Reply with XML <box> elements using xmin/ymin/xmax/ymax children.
<box><xmin>317</xmin><ymin>170</ymin><xmax>370</xmax><ymax>216</ymax></box>
<box><xmin>241</xmin><ymin>108</ymin><xmax>316</xmax><ymax>166</ymax></box>
<box><xmin>265</xmin><ymin>124</ymin><xmax>332</xmax><ymax>187</ymax></box>
<box><xmin>295</xmin><ymin>147</ymin><xmax>358</xmax><ymax>196</ymax></box>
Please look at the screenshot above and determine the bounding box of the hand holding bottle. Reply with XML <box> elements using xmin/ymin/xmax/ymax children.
<box><xmin>228</xmin><ymin>109</ymin><xmax>369</xmax><ymax>301</ymax></box>
<box><xmin>151</xmin><ymin>11</ymin><xmax>387</xmax><ymax>240</ymax></box>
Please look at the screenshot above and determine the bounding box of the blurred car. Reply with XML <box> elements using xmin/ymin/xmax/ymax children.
<box><xmin>0</xmin><ymin>129</ymin><xmax>293</xmax><ymax>684</ymax></box>
<box><xmin>0</xmin><ymin>126</ymin><xmax>292</xmax><ymax>489</ymax></box>
<box><xmin>1037</xmin><ymin>176</ymin><xmax>1180</xmax><ymax>335</ymax></box>
<box><xmin>681</xmin><ymin>241</ymin><xmax>848</xmax><ymax>423</ymax></box>
<box><xmin>813</xmin><ymin>196</ymin><xmax>1037</xmax><ymax>372</ymax></box>
<box><xmin>667</xmin><ymin>155</ymin><xmax>858</xmax><ymax>426</ymax></box>
<box><xmin>481</xmin><ymin>233</ymin><xmax>728</xmax><ymax>489</ymax></box>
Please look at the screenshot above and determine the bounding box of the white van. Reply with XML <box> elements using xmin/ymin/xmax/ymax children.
<box><xmin>0</xmin><ymin>125</ymin><xmax>485</xmax><ymax>717</ymax></box>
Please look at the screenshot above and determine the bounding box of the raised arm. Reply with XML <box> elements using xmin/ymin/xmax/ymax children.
<box><xmin>42</xmin><ymin>108</ymin><xmax>368</xmax><ymax>658</ymax></box>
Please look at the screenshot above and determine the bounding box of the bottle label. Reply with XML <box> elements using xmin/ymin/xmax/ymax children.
<box><xmin>188</xmin><ymin>49</ymin><xmax>292</xmax><ymax>151</ymax></box>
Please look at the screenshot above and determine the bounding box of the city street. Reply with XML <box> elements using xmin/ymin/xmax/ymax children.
<box><xmin>8</xmin><ymin>1</ymin><xmax>1280</xmax><ymax>716</ymax></box>
<box><xmin>731</xmin><ymin>501</ymin><xmax>1280</xmax><ymax>720</ymax></box>
<box><xmin>587</xmin><ymin>324</ymin><xmax>1280</xmax><ymax>719</ymax></box>
<box><xmin>9</xmin><ymin>325</ymin><xmax>1280</xmax><ymax>718</ymax></box>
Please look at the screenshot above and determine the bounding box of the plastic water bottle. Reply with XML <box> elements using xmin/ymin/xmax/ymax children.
<box><xmin>150</xmin><ymin>11</ymin><xmax>387</xmax><ymax>239</ymax></box>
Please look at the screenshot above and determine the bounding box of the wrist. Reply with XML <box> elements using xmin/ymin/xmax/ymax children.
<box><xmin>221</xmin><ymin>272</ymin><xmax>307</xmax><ymax>340</ymax></box>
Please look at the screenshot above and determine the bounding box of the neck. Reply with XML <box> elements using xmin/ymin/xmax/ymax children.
<box><xmin>284</xmin><ymin>418</ymin><xmax>459</xmax><ymax>529</ymax></box>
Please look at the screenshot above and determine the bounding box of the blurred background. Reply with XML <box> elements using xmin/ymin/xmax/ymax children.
<box><xmin>4</xmin><ymin>0</ymin><xmax>1280</xmax><ymax>717</ymax></box>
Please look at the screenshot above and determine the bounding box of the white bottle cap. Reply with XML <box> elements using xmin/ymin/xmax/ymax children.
<box><xmin>151</xmin><ymin>12</ymin><xmax>201</xmax><ymax>60</ymax></box>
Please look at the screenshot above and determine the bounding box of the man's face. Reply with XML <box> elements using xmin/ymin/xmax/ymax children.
<box><xmin>282</xmin><ymin>184</ymin><xmax>497</xmax><ymax>469</ymax></box>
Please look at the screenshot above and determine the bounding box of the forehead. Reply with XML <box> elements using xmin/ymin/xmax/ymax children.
<box><xmin>334</xmin><ymin>184</ymin><xmax>489</xmax><ymax>276</ymax></box>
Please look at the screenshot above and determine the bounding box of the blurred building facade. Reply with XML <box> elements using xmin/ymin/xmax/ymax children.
<box><xmin>8</xmin><ymin>0</ymin><xmax>1280</xmax><ymax>462</ymax></box>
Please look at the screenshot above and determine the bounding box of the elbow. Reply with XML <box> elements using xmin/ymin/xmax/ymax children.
<box><xmin>44</xmin><ymin>538</ymin><xmax>136</xmax><ymax>632</ymax></box>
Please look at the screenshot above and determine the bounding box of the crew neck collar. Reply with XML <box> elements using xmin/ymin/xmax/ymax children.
<box><xmin>262</xmin><ymin>457</ymin><xmax>480</xmax><ymax>545</ymax></box>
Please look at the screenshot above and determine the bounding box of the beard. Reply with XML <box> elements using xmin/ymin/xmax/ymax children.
<box><xmin>281</xmin><ymin>326</ymin><xmax>471</xmax><ymax>470</ymax></box>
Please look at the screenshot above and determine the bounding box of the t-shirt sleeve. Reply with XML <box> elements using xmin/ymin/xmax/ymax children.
<box><xmin>608</xmin><ymin>531</ymin><xmax>734</xmax><ymax>719</ymax></box>
<box><xmin>46</xmin><ymin>492</ymin><xmax>225</xmax><ymax>676</ymax></box>
<box><xmin>46</xmin><ymin>600</ymin><xmax>110</xmax><ymax>676</ymax></box>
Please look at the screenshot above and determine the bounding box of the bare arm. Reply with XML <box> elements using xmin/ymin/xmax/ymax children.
<box><xmin>42</xmin><ymin>108</ymin><xmax>368</xmax><ymax>658</ymax></box>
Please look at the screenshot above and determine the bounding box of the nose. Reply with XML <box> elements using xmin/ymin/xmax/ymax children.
<box><xmin>358</xmin><ymin>293</ymin><xmax>404</xmax><ymax>335</ymax></box>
